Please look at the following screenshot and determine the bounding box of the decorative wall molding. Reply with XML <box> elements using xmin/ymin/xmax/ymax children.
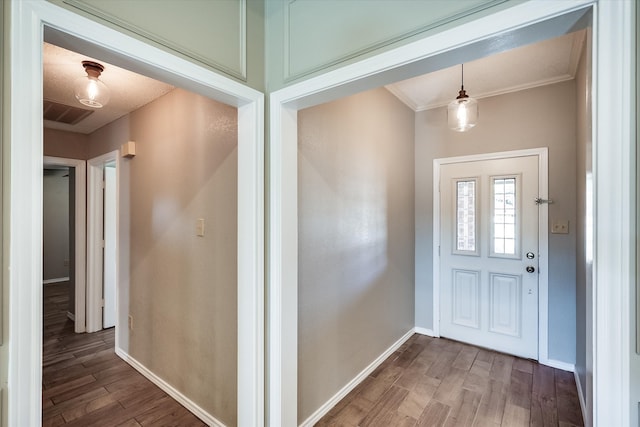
<box><xmin>63</xmin><ymin>0</ymin><xmax>247</xmax><ymax>81</ymax></box>
<box><xmin>283</xmin><ymin>0</ymin><xmax>508</xmax><ymax>82</ymax></box>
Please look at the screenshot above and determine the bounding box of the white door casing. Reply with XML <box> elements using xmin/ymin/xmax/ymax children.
<box><xmin>439</xmin><ymin>154</ymin><xmax>541</xmax><ymax>359</ymax></box>
<box><xmin>87</xmin><ymin>151</ymin><xmax>118</xmax><ymax>334</ymax></box>
<box><xmin>103</xmin><ymin>164</ymin><xmax>117</xmax><ymax>329</ymax></box>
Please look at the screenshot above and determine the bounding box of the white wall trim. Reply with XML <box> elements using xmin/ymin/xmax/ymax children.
<box><xmin>115</xmin><ymin>348</ymin><xmax>225</xmax><ymax>427</ymax></box>
<box><xmin>42</xmin><ymin>277</ymin><xmax>69</xmax><ymax>285</ymax></box>
<box><xmin>574</xmin><ymin>370</ymin><xmax>588</xmax><ymax>427</ymax></box>
<box><xmin>86</xmin><ymin>150</ymin><xmax>118</xmax><ymax>334</ymax></box>
<box><xmin>298</xmin><ymin>329</ymin><xmax>414</xmax><ymax>427</ymax></box>
<box><xmin>43</xmin><ymin>155</ymin><xmax>86</xmax><ymax>333</ymax></box>
<box><xmin>414</xmin><ymin>327</ymin><xmax>436</xmax><ymax>337</ymax></box>
<box><xmin>268</xmin><ymin>2</ymin><xmax>605</xmax><ymax>426</ymax></box>
<box><xmin>433</xmin><ymin>148</ymin><xmax>549</xmax><ymax>363</ymax></box>
<box><xmin>9</xmin><ymin>1</ymin><xmax>264</xmax><ymax>425</ymax></box>
<box><xmin>541</xmin><ymin>359</ymin><xmax>575</xmax><ymax>373</ymax></box>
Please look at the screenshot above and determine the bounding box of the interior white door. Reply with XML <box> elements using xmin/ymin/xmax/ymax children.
<box><xmin>439</xmin><ymin>155</ymin><xmax>539</xmax><ymax>359</ymax></box>
<box><xmin>102</xmin><ymin>164</ymin><xmax>117</xmax><ymax>329</ymax></box>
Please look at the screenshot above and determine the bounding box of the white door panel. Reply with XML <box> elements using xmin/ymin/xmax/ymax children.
<box><xmin>440</xmin><ymin>155</ymin><xmax>539</xmax><ymax>359</ymax></box>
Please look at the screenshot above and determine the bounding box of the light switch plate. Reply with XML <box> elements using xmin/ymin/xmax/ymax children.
<box><xmin>196</xmin><ymin>218</ymin><xmax>205</xmax><ymax>237</ymax></box>
<box><xmin>551</xmin><ymin>219</ymin><xmax>569</xmax><ymax>234</ymax></box>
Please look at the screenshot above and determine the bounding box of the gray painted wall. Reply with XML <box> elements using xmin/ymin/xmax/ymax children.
<box><xmin>298</xmin><ymin>87</ymin><xmax>415</xmax><ymax>422</ymax></box>
<box><xmin>44</xmin><ymin>128</ymin><xmax>89</xmax><ymax>160</ymax></box>
<box><xmin>574</xmin><ymin>29</ymin><xmax>592</xmax><ymax>415</ymax></box>
<box><xmin>415</xmin><ymin>80</ymin><xmax>578</xmax><ymax>364</ymax></box>
<box><xmin>42</xmin><ymin>169</ymin><xmax>70</xmax><ymax>281</ymax></box>
<box><xmin>89</xmin><ymin>89</ymin><xmax>238</xmax><ymax>426</ymax></box>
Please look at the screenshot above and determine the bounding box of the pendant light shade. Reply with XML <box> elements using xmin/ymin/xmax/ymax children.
<box><xmin>74</xmin><ymin>61</ymin><xmax>110</xmax><ymax>108</ymax></box>
<box><xmin>447</xmin><ymin>64</ymin><xmax>478</xmax><ymax>132</ymax></box>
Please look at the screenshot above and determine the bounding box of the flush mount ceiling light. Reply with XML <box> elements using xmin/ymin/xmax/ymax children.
<box><xmin>447</xmin><ymin>64</ymin><xmax>478</xmax><ymax>132</ymax></box>
<box><xmin>74</xmin><ymin>60</ymin><xmax>110</xmax><ymax>108</ymax></box>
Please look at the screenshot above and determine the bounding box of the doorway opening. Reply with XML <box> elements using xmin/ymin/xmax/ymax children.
<box><xmin>269</xmin><ymin>2</ymin><xmax>631</xmax><ymax>426</ymax></box>
<box><xmin>10</xmin><ymin>2</ymin><xmax>264</xmax><ymax>425</ymax></box>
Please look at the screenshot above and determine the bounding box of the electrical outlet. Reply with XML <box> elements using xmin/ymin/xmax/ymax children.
<box><xmin>128</xmin><ymin>315</ymin><xmax>133</xmax><ymax>331</ymax></box>
<box><xmin>551</xmin><ymin>219</ymin><xmax>569</xmax><ymax>234</ymax></box>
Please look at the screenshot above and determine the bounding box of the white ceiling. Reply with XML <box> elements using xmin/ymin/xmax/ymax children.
<box><xmin>386</xmin><ymin>30</ymin><xmax>586</xmax><ymax>111</ymax></box>
<box><xmin>43</xmin><ymin>29</ymin><xmax>585</xmax><ymax>134</ymax></box>
<box><xmin>43</xmin><ymin>42</ymin><xmax>174</xmax><ymax>134</ymax></box>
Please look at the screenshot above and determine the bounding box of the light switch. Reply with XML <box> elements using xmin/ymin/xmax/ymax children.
<box><xmin>551</xmin><ymin>219</ymin><xmax>569</xmax><ymax>234</ymax></box>
<box><xmin>196</xmin><ymin>218</ymin><xmax>205</xmax><ymax>237</ymax></box>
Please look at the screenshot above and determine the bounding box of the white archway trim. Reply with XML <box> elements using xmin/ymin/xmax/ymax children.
<box><xmin>42</xmin><ymin>156</ymin><xmax>86</xmax><ymax>334</ymax></box>
<box><xmin>9</xmin><ymin>1</ymin><xmax>264</xmax><ymax>425</ymax></box>
<box><xmin>269</xmin><ymin>0</ymin><xmax>632</xmax><ymax>426</ymax></box>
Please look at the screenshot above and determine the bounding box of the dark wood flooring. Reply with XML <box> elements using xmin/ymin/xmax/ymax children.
<box><xmin>316</xmin><ymin>334</ymin><xmax>584</xmax><ymax>427</ymax></box>
<box><xmin>42</xmin><ymin>281</ymin><xmax>206</xmax><ymax>426</ymax></box>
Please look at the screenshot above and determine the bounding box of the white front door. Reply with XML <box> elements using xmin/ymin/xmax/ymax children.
<box><xmin>439</xmin><ymin>154</ymin><xmax>540</xmax><ymax>359</ymax></box>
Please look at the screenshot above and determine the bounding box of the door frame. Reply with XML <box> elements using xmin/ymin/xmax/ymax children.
<box><xmin>42</xmin><ymin>156</ymin><xmax>87</xmax><ymax>334</ymax></box>
<box><xmin>432</xmin><ymin>148</ymin><xmax>549</xmax><ymax>364</ymax></box>
<box><xmin>9</xmin><ymin>1</ymin><xmax>264</xmax><ymax>425</ymax></box>
<box><xmin>269</xmin><ymin>1</ymin><xmax>633</xmax><ymax>425</ymax></box>
<box><xmin>86</xmin><ymin>150</ymin><xmax>119</xmax><ymax>334</ymax></box>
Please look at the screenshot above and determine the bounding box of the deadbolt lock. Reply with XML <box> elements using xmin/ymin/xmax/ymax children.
<box><xmin>526</xmin><ymin>266</ymin><xmax>536</xmax><ymax>273</ymax></box>
<box><xmin>526</xmin><ymin>252</ymin><xmax>535</xmax><ymax>259</ymax></box>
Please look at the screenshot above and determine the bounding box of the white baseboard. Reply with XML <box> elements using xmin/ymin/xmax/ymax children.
<box><xmin>574</xmin><ymin>370</ymin><xmax>588</xmax><ymax>427</ymax></box>
<box><xmin>115</xmin><ymin>348</ymin><xmax>224</xmax><ymax>427</ymax></box>
<box><xmin>540</xmin><ymin>358</ymin><xmax>574</xmax><ymax>372</ymax></box>
<box><xmin>66</xmin><ymin>311</ymin><xmax>75</xmax><ymax>322</ymax></box>
<box><xmin>299</xmin><ymin>329</ymin><xmax>415</xmax><ymax>427</ymax></box>
<box><xmin>413</xmin><ymin>327</ymin><xmax>437</xmax><ymax>337</ymax></box>
<box><xmin>43</xmin><ymin>277</ymin><xmax>70</xmax><ymax>285</ymax></box>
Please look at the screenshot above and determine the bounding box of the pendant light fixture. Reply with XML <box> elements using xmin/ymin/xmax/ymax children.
<box><xmin>447</xmin><ymin>64</ymin><xmax>478</xmax><ymax>132</ymax></box>
<box><xmin>74</xmin><ymin>60</ymin><xmax>110</xmax><ymax>108</ymax></box>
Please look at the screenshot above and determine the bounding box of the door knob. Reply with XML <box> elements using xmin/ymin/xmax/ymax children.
<box><xmin>526</xmin><ymin>266</ymin><xmax>535</xmax><ymax>273</ymax></box>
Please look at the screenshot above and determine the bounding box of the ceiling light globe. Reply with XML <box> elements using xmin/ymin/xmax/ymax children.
<box><xmin>74</xmin><ymin>75</ymin><xmax>110</xmax><ymax>108</ymax></box>
<box><xmin>447</xmin><ymin>96</ymin><xmax>478</xmax><ymax>132</ymax></box>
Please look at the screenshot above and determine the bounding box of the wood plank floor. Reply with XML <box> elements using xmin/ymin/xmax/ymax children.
<box><xmin>315</xmin><ymin>334</ymin><xmax>584</xmax><ymax>427</ymax></box>
<box><xmin>43</xmin><ymin>281</ymin><xmax>206</xmax><ymax>426</ymax></box>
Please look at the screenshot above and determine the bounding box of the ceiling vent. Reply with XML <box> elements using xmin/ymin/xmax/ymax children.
<box><xmin>43</xmin><ymin>99</ymin><xmax>94</xmax><ymax>125</ymax></box>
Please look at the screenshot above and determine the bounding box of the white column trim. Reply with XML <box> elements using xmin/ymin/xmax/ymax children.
<box><xmin>592</xmin><ymin>1</ymin><xmax>633</xmax><ymax>426</ymax></box>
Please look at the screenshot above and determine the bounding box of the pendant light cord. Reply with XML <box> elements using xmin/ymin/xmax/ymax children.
<box><xmin>461</xmin><ymin>63</ymin><xmax>465</xmax><ymax>91</ymax></box>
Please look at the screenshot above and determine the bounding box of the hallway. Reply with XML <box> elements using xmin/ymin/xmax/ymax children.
<box><xmin>42</xmin><ymin>282</ymin><xmax>205</xmax><ymax>426</ymax></box>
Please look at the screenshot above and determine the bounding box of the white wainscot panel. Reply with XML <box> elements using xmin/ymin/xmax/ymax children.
<box><xmin>489</xmin><ymin>273</ymin><xmax>522</xmax><ymax>337</ymax></box>
<box><xmin>452</xmin><ymin>269</ymin><xmax>480</xmax><ymax>329</ymax></box>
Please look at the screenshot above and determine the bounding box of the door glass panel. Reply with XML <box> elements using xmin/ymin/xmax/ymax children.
<box><xmin>455</xmin><ymin>179</ymin><xmax>477</xmax><ymax>254</ymax></box>
<box><xmin>492</xmin><ymin>177</ymin><xmax>517</xmax><ymax>256</ymax></box>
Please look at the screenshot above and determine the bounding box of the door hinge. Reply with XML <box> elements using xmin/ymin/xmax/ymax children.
<box><xmin>101</xmin><ymin>299</ymin><xmax>105</xmax><ymax>307</ymax></box>
<box><xmin>101</xmin><ymin>239</ymin><xmax>105</xmax><ymax>248</ymax></box>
